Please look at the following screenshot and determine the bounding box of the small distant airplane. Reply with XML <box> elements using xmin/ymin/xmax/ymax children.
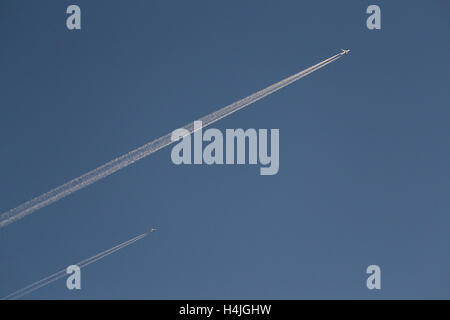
<box><xmin>150</xmin><ymin>228</ymin><xmax>157</xmax><ymax>232</ymax></box>
<box><xmin>341</xmin><ymin>49</ymin><xmax>350</xmax><ymax>54</ymax></box>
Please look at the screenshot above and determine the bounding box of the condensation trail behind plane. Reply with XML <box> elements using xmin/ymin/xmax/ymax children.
<box><xmin>2</xmin><ymin>232</ymin><xmax>148</xmax><ymax>300</ymax></box>
<box><xmin>0</xmin><ymin>51</ymin><xmax>347</xmax><ymax>228</ymax></box>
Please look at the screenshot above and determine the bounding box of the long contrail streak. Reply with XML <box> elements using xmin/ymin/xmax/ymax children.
<box><xmin>0</xmin><ymin>51</ymin><xmax>347</xmax><ymax>228</ymax></box>
<box><xmin>2</xmin><ymin>232</ymin><xmax>149</xmax><ymax>300</ymax></box>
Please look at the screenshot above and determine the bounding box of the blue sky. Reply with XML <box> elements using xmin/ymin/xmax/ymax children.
<box><xmin>1</xmin><ymin>1</ymin><xmax>449</xmax><ymax>299</ymax></box>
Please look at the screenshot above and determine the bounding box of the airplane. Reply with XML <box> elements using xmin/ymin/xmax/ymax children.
<box><xmin>150</xmin><ymin>228</ymin><xmax>157</xmax><ymax>232</ymax></box>
<box><xmin>341</xmin><ymin>49</ymin><xmax>350</xmax><ymax>54</ymax></box>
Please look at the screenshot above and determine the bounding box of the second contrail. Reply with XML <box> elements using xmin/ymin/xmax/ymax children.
<box><xmin>2</xmin><ymin>232</ymin><xmax>149</xmax><ymax>300</ymax></box>
<box><xmin>0</xmin><ymin>50</ymin><xmax>348</xmax><ymax>228</ymax></box>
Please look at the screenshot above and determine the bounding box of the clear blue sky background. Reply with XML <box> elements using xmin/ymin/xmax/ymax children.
<box><xmin>1</xmin><ymin>1</ymin><xmax>449</xmax><ymax>299</ymax></box>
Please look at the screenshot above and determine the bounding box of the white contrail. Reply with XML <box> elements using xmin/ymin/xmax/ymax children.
<box><xmin>0</xmin><ymin>51</ymin><xmax>347</xmax><ymax>228</ymax></box>
<box><xmin>2</xmin><ymin>232</ymin><xmax>149</xmax><ymax>300</ymax></box>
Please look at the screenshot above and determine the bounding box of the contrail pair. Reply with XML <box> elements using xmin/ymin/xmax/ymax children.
<box><xmin>2</xmin><ymin>232</ymin><xmax>149</xmax><ymax>300</ymax></box>
<box><xmin>0</xmin><ymin>51</ymin><xmax>347</xmax><ymax>228</ymax></box>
